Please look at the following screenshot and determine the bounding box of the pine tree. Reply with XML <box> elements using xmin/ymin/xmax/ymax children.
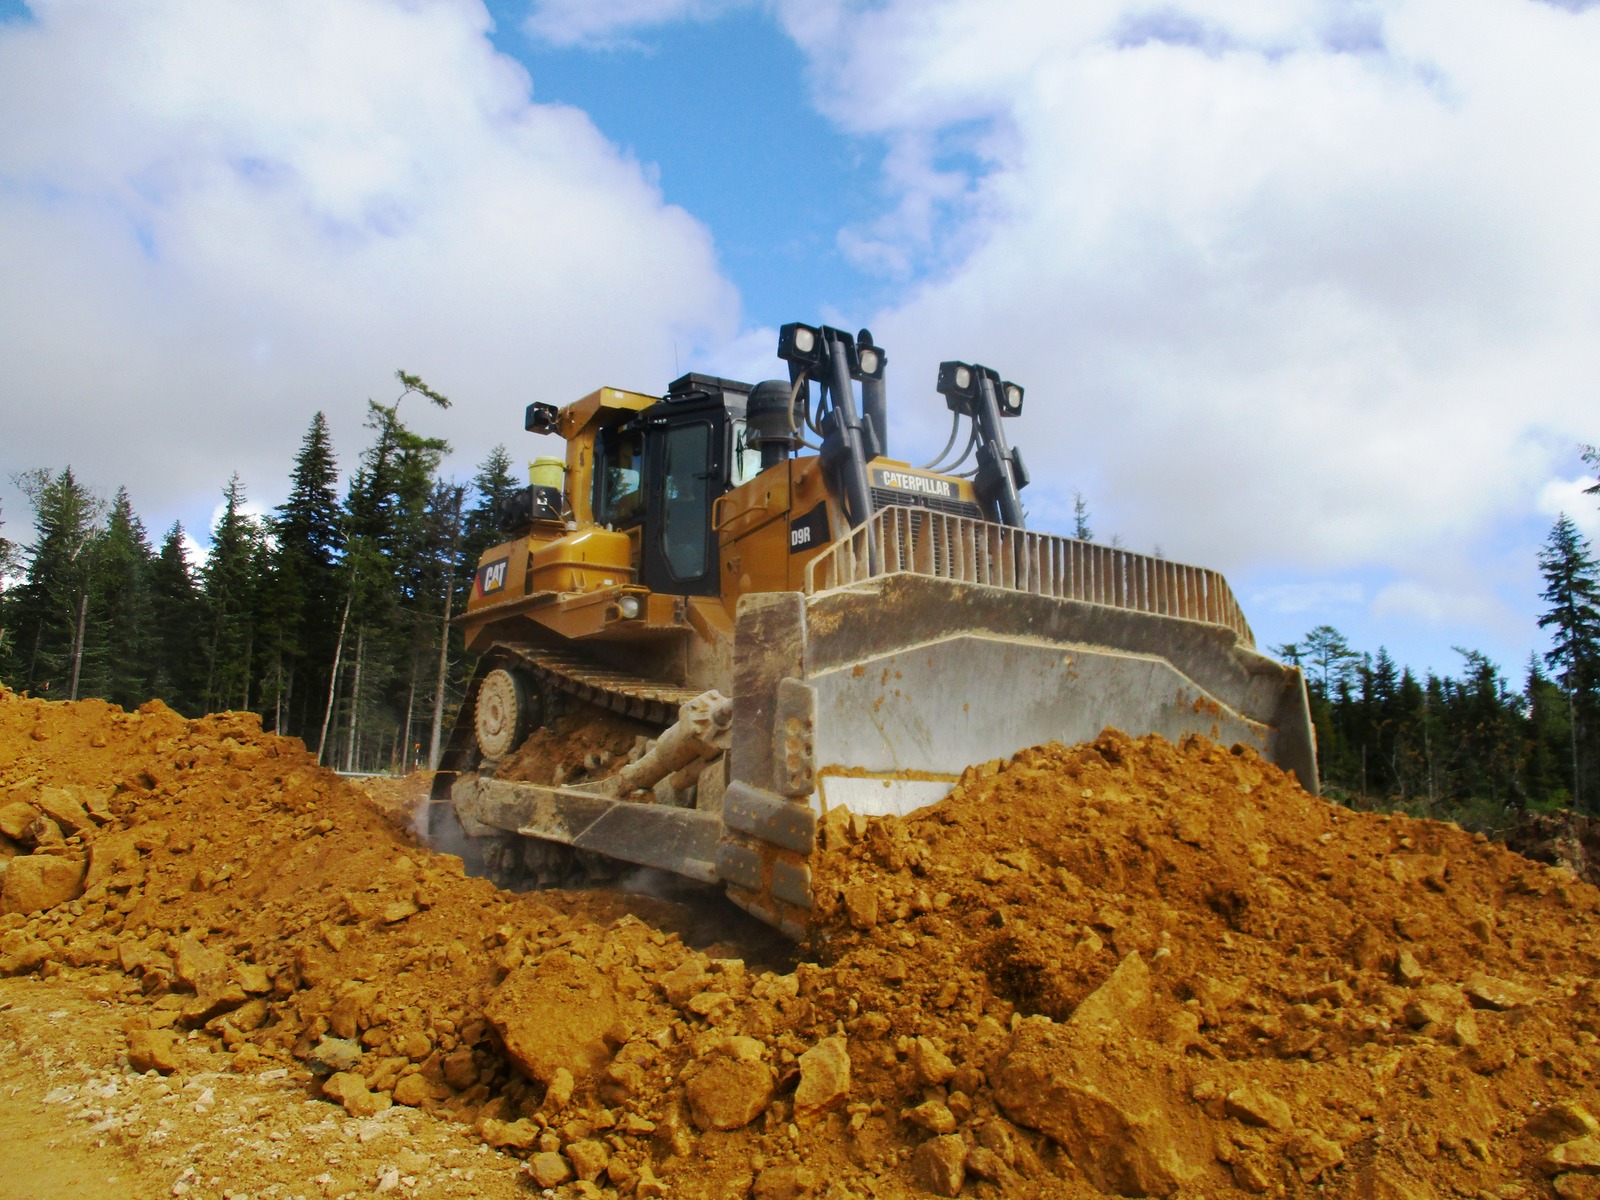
<box><xmin>1537</xmin><ymin>512</ymin><xmax>1600</xmax><ymax>810</ymax></box>
<box><xmin>264</xmin><ymin>413</ymin><xmax>344</xmax><ymax>737</ymax></box>
<box><xmin>90</xmin><ymin>488</ymin><xmax>157</xmax><ymax>708</ymax></box>
<box><xmin>461</xmin><ymin>444</ymin><xmax>518</xmax><ymax>578</ymax></box>
<box><xmin>6</xmin><ymin>468</ymin><xmax>104</xmax><ymax>697</ymax></box>
<box><xmin>201</xmin><ymin>476</ymin><xmax>265</xmax><ymax>713</ymax></box>
<box><xmin>1072</xmin><ymin>491</ymin><xmax>1092</xmax><ymax>542</ymax></box>
<box><xmin>148</xmin><ymin>523</ymin><xmax>204</xmax><ymax>713</ymax></box>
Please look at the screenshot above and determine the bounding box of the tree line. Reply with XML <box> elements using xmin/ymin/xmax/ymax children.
<box><xmin>1277</xmin><ymin>450</ymin><xmax>1600</xmax><ymax>823</ymax></box>
<box><xmin>2</xmin><ymin>389</ymin><xmax>1597</xmax><ymax>815</ymax></box>
<box><xmin>0</xmin><ymin>373</ymin><xmax>522</xmax><ymax>772</ymax></box>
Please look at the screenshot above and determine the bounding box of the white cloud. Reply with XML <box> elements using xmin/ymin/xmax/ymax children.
<box><xmin>1537</xmin><ymin>475</ymin><xmax>1600</xmax><ymax>541</ymax></box>
<box><xmin>771</xmin><ymin>0</ymin><xmax>1600</xmax><ymax>613</ymax></box>
<box><xmin>522</xmin><ymin>0</ymin><xmax>741</xmax><ymax>47</ymax></box>
<box><xmin>0</xmin><ymin>0</ymin><xmax>738</xmax><ymax>532</ymax></box>
<box><xmin>1249</xmin><ymin>580</ymin><xmax>1365</xmax><ymax>616</ymax></box>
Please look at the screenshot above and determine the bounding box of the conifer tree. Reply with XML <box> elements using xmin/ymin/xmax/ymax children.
<box><xmin>148</xmin><ymin>523</ymin><xmax>203</xmax><ymax>713</ymax></box>
<box><xmin>89</xmin><ymin>488</ymin><xmax>157</xmax><ymax>708</ymax></box>
<box><xmin>264</xmin><ymin>413</ymin><xmax>344</xmax><ymax>736</ymax></box>
<box><xmin>1537</xmin><ymin>513</ymin><xmax>1600</xmax><ymax>810</ymax></box>
<box><xmin>201</xmin><ymin>476</ymin><xmax>265</xmax><ymax>712</ymax></box>
<box><xmin>6</xmin><ymin>468</ymin><xmax>104</xmax><ymax>697</ymax></box>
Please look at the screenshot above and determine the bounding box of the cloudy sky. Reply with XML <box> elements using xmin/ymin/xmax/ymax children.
<box><xmin>2</xmin><ymin>0</ymin><xmax>1597</xmax><ymax>680</ymax></box>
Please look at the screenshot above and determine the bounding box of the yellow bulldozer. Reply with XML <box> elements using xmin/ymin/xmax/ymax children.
<box><xmin>430</xmin><ymin>323</ymin><xmax>1316</xmax><ymax>937</ymax></box>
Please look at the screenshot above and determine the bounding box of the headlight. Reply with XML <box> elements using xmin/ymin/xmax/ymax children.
<box><xmin>794</xmin><ymin>326</ymin><xmax>815</xmax><ymax>354</ymax></box>
<box><xmin>858</xmin><ymin>347</ymin><xmax>878</xmax><ymax>376</ymax></box>
<box><xmin>955</xmin><ymin>366</ymin><xmax>971</xmax><ymax>390</ymax></box>
<box><xmin>618</xmin><ymin>595</ymin><xmax>642</xmax><ymax>619</ymax></box>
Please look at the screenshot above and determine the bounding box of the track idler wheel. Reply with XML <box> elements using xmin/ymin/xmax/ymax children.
<box><xmin>475</xmin><ymin>667</ymin><xmax>538</xmax><ymax>761</ymax></box>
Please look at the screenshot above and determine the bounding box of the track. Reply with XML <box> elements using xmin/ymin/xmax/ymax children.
<box><xmin>514</xmin><ymin>647</ymin><xmax>704</xmax><ymax>726</ymax></box>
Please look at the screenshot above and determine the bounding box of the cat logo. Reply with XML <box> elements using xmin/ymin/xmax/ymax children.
<box><xmin>477</xmin><ymin>556</ymin><xmax>510</xmax><ymax>596</ymax></box>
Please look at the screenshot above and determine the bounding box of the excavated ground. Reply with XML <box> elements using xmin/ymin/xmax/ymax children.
<box><xmin>1</xmin><ymin>688</ymin><xmax>1599</xmax><ymax>1200</ymax></box>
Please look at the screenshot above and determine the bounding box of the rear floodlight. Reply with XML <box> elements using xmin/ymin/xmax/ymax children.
<box><xmin>848</xmin><ymin>329</ymin><xmax>886</xmax><ymax>381</ymax></box>
<box><xmin>999</xmin><ymin>381</ymin><xmax>1024</xmax><ymax>417</ymax></box>
<box><xmin>937</xmin><ymin>360</ymin><xmax>978</xmax><ymax>414</ymax></box>
<box><xmin>525</xmin><ymin>402</ymin><xmax>559</xmax><ymax>434</ymax></box>
<box><xmin>778</xmin><ymin>322</ymin><xmax>822</xmax><ymax>365</ymax></box>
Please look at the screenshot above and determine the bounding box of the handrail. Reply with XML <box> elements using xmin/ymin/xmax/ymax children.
<box><xmin>804</xmin><ymin>504</ymin><xmax>1256</xmax><ymax>648</ymax></box>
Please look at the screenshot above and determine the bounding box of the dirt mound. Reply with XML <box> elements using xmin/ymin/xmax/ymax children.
<box><xmin>497</xmin><ymin>706</ymin><xmax>658</xmax><ymax>787</ymax></box>
<box><xmin>2</xmin><ymin>691</ymin><xmax>1599</xmax><ymax>1200</ymax></box>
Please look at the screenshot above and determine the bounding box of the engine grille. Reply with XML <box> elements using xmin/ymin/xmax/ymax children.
<box><xmin>869</xmin><ymin>487</ymin><xmax>983</xmax><ymax>520</ymax></box>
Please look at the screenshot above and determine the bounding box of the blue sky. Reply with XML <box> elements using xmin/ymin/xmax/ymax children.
<box><xmin>2</xmin><ymin>0</ymin><xmax>1599</xmax><ymax>687</ymax></box>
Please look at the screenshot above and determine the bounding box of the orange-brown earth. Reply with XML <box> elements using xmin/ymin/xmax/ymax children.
<box><xmin>1</xmin><ymin>687</ymin><xmax>1599</xmax><ymax>1200</ymax></box>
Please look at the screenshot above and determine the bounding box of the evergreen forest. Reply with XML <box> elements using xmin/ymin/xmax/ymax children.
<box><xmin>2</xmin><ymin>386</ymin><xmax>1597</xmax><ymax>830</ymax></box>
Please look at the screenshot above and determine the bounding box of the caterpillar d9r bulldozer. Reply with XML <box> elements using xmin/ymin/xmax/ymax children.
<box><xmin>430</xmin><ymin>322</ymin><xmax>1317</xmax><ymax>938</ymax></box>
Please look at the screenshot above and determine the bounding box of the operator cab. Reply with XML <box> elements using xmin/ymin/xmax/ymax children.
<box><xmin>594</xmin><ymin>372</ymin><xmax>764</xmax><ymax>597</ymax></box>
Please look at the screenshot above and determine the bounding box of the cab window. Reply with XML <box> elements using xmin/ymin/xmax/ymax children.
<box><xmin>595</xmin><ymin>426</ymin><xmax>644</xmax><ymax>527</ymax></box>
<box><xmin>730</xmin><ymin>418</ymin><xmax>764</xmax><ymax>486</ymax></box>
<box><xmin>662</xmin><ymin>422</ymin><xmax>712</xmax><ymax>580</ymax></box>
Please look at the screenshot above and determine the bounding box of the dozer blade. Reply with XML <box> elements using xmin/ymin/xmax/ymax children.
<box><xmin>714</xmin><ymin>506</ymin><xmax>1317</xmax><ymax>937</ymax></box>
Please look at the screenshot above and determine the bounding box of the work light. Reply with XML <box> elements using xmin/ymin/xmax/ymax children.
<box><xmin>778</xmin><ymin>322</ymin><xmax>823</xmax><ymax>365</ymax></box>
<box><xmin>525</xmin><ymin>402</ymin><xmax>559</xmax><ymax>434</ymax></box>
<box><xmin>999</xmin><ymin>381</ymin><xmax>1024</xmax><ymax>417</ymax></box>
<box><xmin>937</xmin><ymin>360</ymin><xmax>978</xmax><ymax>414</ymax></box>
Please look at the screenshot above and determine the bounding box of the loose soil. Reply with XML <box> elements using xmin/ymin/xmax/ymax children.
<box><xmin>1</xmin><ymin>688</ymin><xmax>1598</xmax><ymax>1200</ymax></box>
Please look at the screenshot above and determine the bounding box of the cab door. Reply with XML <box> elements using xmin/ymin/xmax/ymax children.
<box><xmin>640</xmin><ymin>402</ymin><xmax>727</xmax><ymax>597</ymax></box>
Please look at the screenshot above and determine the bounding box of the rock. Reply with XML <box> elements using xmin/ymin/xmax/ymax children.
<box><xmin>234</xmin><ymin>963</ymin><xmax>272</xmax><ymax>994</ymax></box>
<box><xmin>0</xmin><ymin>801</ymin><xmax>41</xmax><ymax>842</ymax></box>
<box><xmin>1286</xmin><ymin>1131</ymin><xmax>1343</xmax><ymax>1182</ymax></box>
<box><xmin>1531</xmin><ymin>1103</ymin><xmax>1600</xmax><ymax>1143</ymax></box>
<box><xmin>904</xmin><ymin>1101</ymin><xmax>958</xmax><ymax>1135</ymax></box>
<box><xmin>1231</xmin><ymin>1158</ymin><xmax>1273</xmax><ymax>1193</ymax></box>
<box><xmin>83</xmin><ymin>829</ymin><xmax>144</xmax><ymax>892</ymax></box>
<box><xmin>605</xmin><ymin>1159</ymin><xmax>639</xmax><ymax>1195</ymax></box>
<box><xmin>565</xmin><ymin>1139</ymin><xmax>609</xmax><ymax>1182</ymax></box>
<box><xmin>35</xmin><ymin>786</ymin><xmax>92</xmax><ymax>834</ymax></box>
<box><xmin>964</xmin><ymin>1147</ymin><xmax>1014</xmax><ymax>1185</ymax></box>
<box><xmin>171</xmin><ymin>935</ymin><xmax>227</xmax><ymax>994</ymax></box>
<box><xmin>910</xmin><ymin>1135</ymin><xmax>967</xmax><ymax>1198</ymax></box>
<box><xmin>911</xmin><ymin>1037</ymin><xmax>956</xmax><ymax>1086</ymax></box>
<box><xmin>1403</xmin><ymin>996</ymin><xmax>1448</xmax><ymax>1030</ymax></box>
<box><xmin>659</xmin><ymin>956</ymin><xmax>710</xmax><ymax>1005</ymax></box>
<box><xmin>1555</xmin><ymin>1175</ymin><xmax>1600</xmax><ymax>1200</ymax></box>
<box><xmin>635</xmin><ymin>1164</ymin><xmax>666</xmax><ymax>1198</ymax></box>
<box><xmin>0</xmin><ymin>853</ymin><xmax>85</xmax><ymax>915</ymax></box>
<box><xmin>686</xmin><ymin>1056</ymin><xmax>774</xmax><ymax>1131</ymax></box>
<box><xmin>393</xmin><ymin>1074</ymin><xmax>431</xmax><ymax>1107</ymax></box>
<box><xmin>843</xmin><ymin>884</ymin><xmax>879</xmax><ymax>930</ymax></box>
<box><xmin>752</xmin><ymin>1165</ymin><xmax>815</xmax><ymax>1200</ymax></box>
<box><xmin>306</xmin><ymin>1035</ymin><xmax>363</xmax><ymax>1075</ymax></box>
<box><xmin>480</xmin><ymin>1118</ymin><xmax>540</xmax><ymax>1150</ymax></box>
<box><xmin>793</xmin><ymin>1036</ymin><xmax>851</xmax><ymax>1121</ymax></box>
<box><xmin>543</xmin><ymin>1066</ymin><xmax>575</xmax><ymax>1113</ymax></box>
<box><xmin>526</xmin><ymin>1152</ymin><xmax>572</xmax><ymax>1189</ymax></box>
<box><xmin>1070</xmin><ymin>951</ymin><xmax>1151</xmax><ymax>1029</ymax></box>
<box><xmin>127</xmin><ymin>1028</ymin><xmax>181</xmax><ymax>1074</ymax></box>
<box><xmin>487</xmin><ymin>951</ymin><xmax>625</xmax><ymax>1084</ymax></box>
<box><xmin>1546</xmin><ymin>1137</ymin><xmax>1600</xmax><ymax>1173</ymax></box>
<box><xmin>0</xmin><ymin>936</ymin><xmax>47</xmax><ymax>976</ymax></box>
<box><xmin>441</xmin><ymin>1047</ymin><xmax>478</xmax><ymax>1091</ymax></box>
<box><xmin>1307</xmin><ymin>980</ymin><xmax>1354</xmax><ymax>1007</ymax></box>
<box><xmin>24</xmin><ymin>816</ymin><xmax>64</xmax><ymax>849</ymax></box>
<box><xmin>322</xmin><ymin>1071</ymin><xmax>390</xmax><ymax>1117</ymax></box>
<box><xmin>1464</xmin><ymin>973</ymin><xmax>1535</xmax><ymax>1011</ymax></box>
<box><xmin>1394</xmin><ymin>949</ymin><xmax>1425</xmax><ymax>987</ymax></box>
<box><xmin>1224</xmin><ymin>1085</ymin><xmax>1293</xmax><ymax>1133</ymax></box>
<box><xmin>995</xmin><ymin>1019</ymin><xmax>1201</xmax><ymax>1197</ymax></box>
